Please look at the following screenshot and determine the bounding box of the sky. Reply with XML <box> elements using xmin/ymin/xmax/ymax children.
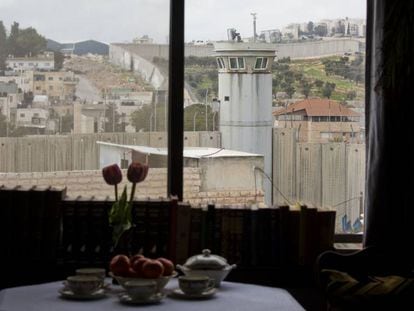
<box><xmin>0</xmin><ymin>0</ymin><xmax>366</xmax><ymax>44</ymax></box>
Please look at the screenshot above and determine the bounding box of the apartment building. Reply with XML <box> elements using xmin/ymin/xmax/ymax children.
<box><xmin>30</xmin><ymin>71</ymin><xmax>77</xmax><ymax>102</ymax></box>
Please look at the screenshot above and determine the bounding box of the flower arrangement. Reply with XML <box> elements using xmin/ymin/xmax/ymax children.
<box><xmin>102</xmin><ymin>162</ymin><xmax>149</xmax><ymax>247</ymax></box>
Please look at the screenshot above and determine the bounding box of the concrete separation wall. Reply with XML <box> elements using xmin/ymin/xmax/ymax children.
<box><xmin>110</xmin><ymin>39</ymin><xmax>362</xmax><ymax>63</ymax></box>
<box><xmin>110</xmin><ymin>44</ymin><xmax>166</xmax><ymax>90</ymax></box>
<box><xmin>0</xmin><ymin>131</ymin><xmax>221</xmax><ymax>173</ymax></box>
<box><xmin>273</xmin><ymin>128</ymin><xmax>365</xmax><ymax>232</ymax></box>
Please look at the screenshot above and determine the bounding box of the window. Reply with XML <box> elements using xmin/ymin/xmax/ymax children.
<box><xmin>20</xmin><ymin>113</ymin><xmax>25</xmax><ymax>117</ymax></box>
<box><xmin>216</xmin><ymin>57</ymin><xmax>225</xmax><ymax>69</ymax></box>
<box><xmin>34</xmin><ymin>113</ymin><xmax>39</xmax><ymax>117</ymax></box>
<box><xmin>3</xmin><ymin>0</ymin><xmax>366</xmax><ymax>237</ymax></box>
<box><xmin>229</xmin><ymin>57</ymin><xmax>238</xmax><ymax>69</ymax></box>
<box><xmin>229</xmin><ymin>57</ymin><xmax>245</xmax><ymax>70</ymax></box>
<box><xmin>48</xmin><ymin>77</ymin><xmax>53</xmax><ymax>81</ymax></box>
<box><xmin>255</xmin><ymin>57</ymin><xmax>268</xmax><ymax>70</ymax></box>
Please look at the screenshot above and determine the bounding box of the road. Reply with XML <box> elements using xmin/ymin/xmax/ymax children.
<box><xmin>75</xmin><ymin>75</ymin><xmax>102</xmax><ymax>102</ymax></box>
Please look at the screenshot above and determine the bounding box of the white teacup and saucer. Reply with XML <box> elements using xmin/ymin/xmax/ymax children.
<box><xmin>119</xmin><ymin>280</ymin><xmax>165</xmax><ymax>305</ymax></box>
<box><xmin>59</xmin><ymin>275</ymin><xmax>106</xmax><ymax>300</ymax></box>
<box><xmin>170</xmin><ymin>275</ymin><xmax>217</xmax><ymax>299</ymax></box>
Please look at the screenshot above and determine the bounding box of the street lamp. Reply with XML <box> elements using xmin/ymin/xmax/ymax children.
<box><xmin>149</xmin><ymin>112</ymin><xmax>154</xmax><ymax>132</ymax></box>
<box><xmin>193</xmin><ymin>111</ymin><xmax>199</xmax><ymax>132</ymax></box>
<box><xmin>212</xmin><ymin>111</ymin><xmax>218</xmax><ymax>131</ymax></box>
<box><xmin>204</xmin><ymin>89</ymin><xmax>209</xmax><ymax>131</ymax></box>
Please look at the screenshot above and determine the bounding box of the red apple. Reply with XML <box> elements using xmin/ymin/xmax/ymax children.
<box><xmin>130</xmin><ymin>254</ymin><xmax>145</xmax><ymax>266</ymax></box>
<box><xmin>131</xmin><ymin>257</ymin><xmax>149</xmax><ymax>276</ymax></box>
<box><xmin>127</xmin><ymin>267</ymin><xmax>141</xmax><ymax>278</ymax></box>
<box><xmin>157</xmin><ymin>258</ymin><xmax>174</xmax><ymax>276</ymax></box>
<box><xmin>142</xmin><ymin>259</ymin><xmax>164</xmax><ymax>278</ymax></box>
<box><xmin>110</xmin><ymin>254</ymin><xmax>130</xmax><ymax>276</ymax></box>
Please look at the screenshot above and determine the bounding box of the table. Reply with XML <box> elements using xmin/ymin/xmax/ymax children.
<box><xmin>0</xmin><ymin>278</ymin><xmax>305</xmax><ymax>311</ymax></box>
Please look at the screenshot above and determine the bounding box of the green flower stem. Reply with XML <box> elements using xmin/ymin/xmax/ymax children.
<box><xmin>114</xmin><ymin>184</ymin><xmax>118</xmax><ymax>201</ymax></box>
<box><xmin>129</xmin><ymin>182</ymin><xmax>136</xmax><ymax>203</ymax></box>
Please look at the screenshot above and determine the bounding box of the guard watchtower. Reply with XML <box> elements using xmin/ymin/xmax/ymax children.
<box><xmin>214</xmin><ymin>41</ymin><xmax>276</xmax><ymax>204</ymax></box>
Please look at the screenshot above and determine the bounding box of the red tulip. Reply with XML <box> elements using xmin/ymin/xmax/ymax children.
<box><xmin>102</xmin><ymin>164</ymin><xmax>122</xmax><ymax>185</ymax></box>
<box><xmin>127</xmin><ymin>162</ymin><xmax>149</xmax><ymax>183</ymax></box>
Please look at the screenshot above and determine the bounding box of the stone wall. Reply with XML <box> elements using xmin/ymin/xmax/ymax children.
<box><xmin>0</xmin><ymin>167</ymin><xmax>264</xmax><ymax>206</ymax></box>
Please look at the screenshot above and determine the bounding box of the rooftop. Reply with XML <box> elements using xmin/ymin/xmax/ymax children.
<box><xmin>272</xmin><ymin>98</ymin><xmax>360</xmax><ymax>117</ymax></box>
<box><xmin>97</xmin><ymin>141</ymin><xmax>262</xmax><ymax>158</ymax></box>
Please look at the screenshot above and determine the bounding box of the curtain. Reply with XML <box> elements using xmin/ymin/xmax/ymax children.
<box><xmin>364</xmin><ymin>0</ymin><xmax>414</xmax><ymax>259</ymax></box>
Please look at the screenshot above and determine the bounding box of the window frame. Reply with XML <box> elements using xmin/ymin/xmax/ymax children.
<box><xmin>255</xmin><ymin>57</ymin><xmax>268</xmax><ymax>70</ymax></box>
<box><xmin>228</xmin><ymin>57</ymin><xmax>245</xmax><ymax>70</ymax></box>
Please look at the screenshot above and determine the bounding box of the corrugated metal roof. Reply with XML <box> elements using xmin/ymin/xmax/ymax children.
<box><xmin>97</xmin><ymin>141</ymin><xmax>262</xmax><ymax>158</ymax></box>
<box><xmin>272</xmin><ymin>99</ymin><xmax>360</xmax><ymax>117</ymax></box>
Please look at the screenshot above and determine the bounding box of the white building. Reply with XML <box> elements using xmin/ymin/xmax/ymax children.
<box><xmin>214</xmin><ymin>41</ymin><xmax>276</xmax><ymax>204</ymax></box>
<box><xmin>6</xmin><ymin>52</ymin><xmax>55</xmax><ymax>72</ymax></box>
<box><xmin>0</xmin><ymin>82</ymin><xmax>20</xmax><ymax>122</ymax></box>
<box><xmin>97</xmin><ymin>142</ymin><xmax>264</xmax><ymax>194</ymax></box>
<box><xmin>32</xmin><ymin>95</ymin><xmax>49</xmax><ymax>108</ymax></box>
<box><xmin>16</xmin><ymin>108</ymin><xmax>49</xmax><ymax>128</ymax></box>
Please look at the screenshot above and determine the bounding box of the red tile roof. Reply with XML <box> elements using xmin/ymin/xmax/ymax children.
<box><xmin>273</xmin><ymin>99</ymin><xmax>360</xmax><ymax>117</ymax></box>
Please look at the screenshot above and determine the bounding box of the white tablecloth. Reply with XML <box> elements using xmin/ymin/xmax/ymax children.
<box><xmin>0</xmin><ymin>278</ymin><xmax>304</xmax><ymax>311</ymax></box>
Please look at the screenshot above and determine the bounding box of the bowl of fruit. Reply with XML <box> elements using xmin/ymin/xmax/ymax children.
<box><xmin>109</xmin><ymin>254</ymin><xmax>177</xmax><ymax>292</ymax></box>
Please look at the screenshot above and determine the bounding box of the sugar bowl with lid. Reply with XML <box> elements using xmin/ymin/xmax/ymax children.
<box><xmin>176</xmin><ymin>249</ymin><xmax>236</xmax><ymax>287</ymax></box>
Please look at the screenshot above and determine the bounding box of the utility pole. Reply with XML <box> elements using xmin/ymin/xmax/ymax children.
<box><xmin>251</xmin><ymin>13</ymin><xmax>257</xmax><ymax>42</ymax></box>
<box><xmin>205</xmin><ymin>89</ymin><xmax>209</xmax><ymax>131</ymax></box>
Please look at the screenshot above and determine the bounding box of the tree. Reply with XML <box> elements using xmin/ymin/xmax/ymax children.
<box><xmin>322</xmin><ymin>82</ymin><xmax>336</xmax><ymax>99</ymax></box>
<box><xmin>7</xmin><ymin>22</ymin><xmax>19</xmax><ymax>57</ymax></box>
<box><xmin>15</xmin><ymin>27</ymin><xmax>46</xmax><ymax>57</ymax></box>
<box><xmin>54</xmin><ymin>51</ymin><xmax>64</xmax><ymax>70</ymax></box>
<box><xmin>307</xmin><ymin>21</ymin><xmax>314</xmax><ymax>34</ymax></box>
<box><xmin>105</xmin><ymin>103</ymin><xmax>122</xmax><ymax>132</ymax></box>
<box><xmin>0</xmin><ymin>21</ymin><xmax>7</xmax><ymax>71</ymax></box>
<box><xmin>346</xmin><ymin>90</ymin><xmax>357</xmax><ymax>100</ymax></box>
<box><xmin>0</xmin><ymin>111</ymin><xmax>8</xmax><ymax>136</ymax></box>
<box><xmin>61</xmin><ymin>112</ymin><xmax>73</xmax><ymax>133</ymax></box>
<box><xmin>314</xmin><ymin>25</ymin><xmax>328</xmax><ymax>37</ymax></box>
<box><xmin>183</xmin><ymin>103</ymin><xmax>213</xmax><ymax>131</ymax></box>
<box><xmin>130</xmin><ymin>103</ymin><xmax>167</xmax><ymax>132</ymax></box>
<box><xmin>130</xmin><ymin>104</ymin><xmax>151</xmax><ymax>132</ymax></box>
<box><xmin>285</xmin><ymin>85</ymin><xmax>296</xmax><ymax>99</ymax></box>
<box><xmin>314</xmin><ymin>79</ymin><xmax>324</xmax><ymax>88</ymax></box>
<box><xmin>300</xmin><ymin>80</ymin><xmax>312</xmax><ymax>98</ymax></box>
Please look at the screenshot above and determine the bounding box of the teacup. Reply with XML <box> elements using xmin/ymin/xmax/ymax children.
<box><xmin>178</xmin><ymin>275</ymin><xmax>215</xmax><ymax>295</ymax></box>
<box><xmin>76</xmin><ymin>268</ymin><xmax>106</xmax><ymax>281</ymax></box>
<box><xmin>123</xmin><ymin>280</ymin><xmax>157</xmax><ymax>300</ymax></box>
<box><xmin>66</xmin><ymin>275</ymin><xmax>102</xmax><ymax>295</ymax></box>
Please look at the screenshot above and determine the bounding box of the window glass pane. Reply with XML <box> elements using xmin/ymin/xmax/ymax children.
<box><xmin>255</xmin><ymin>57</ymin><xmax>263</xmax><ymax>69</ymax></box>
<box><xmin>181</xmin><ymin>1</ymin><xmax>367</xmax><ymax>239</ymax></box>
<box><xmin>262</xmin><ymin>57</ymin><xmax>268</xmax><ymax>69</ymax></box>
<box><xmin>238</xmin><ymin>57</ymin><xmax>245</xmax><ymax>69</ymax></box>
<box><xmin>229</xmin><ymin>57</ymin><xmax>238</xmax><ymax>69</ymax></box>
<box><xmin>0</xmin><ymin>1</ymin><xmax>170</xmax><ymax>200</ymax></box>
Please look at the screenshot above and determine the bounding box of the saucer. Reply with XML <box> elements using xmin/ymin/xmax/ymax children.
<box><xmin>58</xmin><ymin>288</ymin><xmax>107</xmax><ymax>300</ymax></box>
<box><xmin>119</xmin><ymin>292</ymin><xmax>165</xmax><ymax>305</ymax></box>
<box><xmin>62</xmin><ymin>281</ymin><xmax>110</xmax><ymax>290</ymax></box>
<box><xmin>169</xmin><ymin>288</ymin><xmax>217</xmax><ymax>299</ymax></box>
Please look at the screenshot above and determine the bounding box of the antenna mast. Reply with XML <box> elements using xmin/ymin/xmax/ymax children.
<box><xmin>251</xmin><ymin>13</ymin><xmax>257</xmax><ymax>42</ymax></box>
